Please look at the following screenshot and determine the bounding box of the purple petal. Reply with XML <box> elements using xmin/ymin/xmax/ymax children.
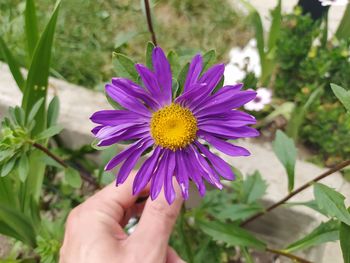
<box><xmin>188</xmin><ymin>145</ymin><xmax>222</xmax><ymax>189</ymax></box>
<box><xmin>116</xmin><ymin>139</ymin><xmax>153</xmax><ymax>185</ymax></box>
<box><xmin>150</xmin><ymin>150</ymin><xmax>169</xmax><ymax>200</ymax></box>
<box><xmin>197</xmin><ymin>110</ymin><xmax>256</xmax><ymax>126</ymax></box>
<box><xmin>174</xmin><ymin>151</ymin><xmax>190</xmax><ymax>199</ymax></box>
<box><xmin>199</xmin><ymin>64</ymin><xmax>225</xmax><ymax>91</ymax></box>
<box><xmin>105</xmin><ymin>138</ymin><xmax>149</xmax><ymax>171</ymax></box>
<box><xmin>183</xmin><ymin>148</ymin><xmax>206</xmax><ymax>197</ymax></box>
<box><xmin>95</xmin><ymin>123</ymin><xmax>137</xmax><ymax>139</ymax></box>
<box><xmin>97</xmin><ymin>125</ymin><xmax>150</xmax><ymax>146</ymax></box>
<box><xmin>198</xmin><ymin>125</ymin><xmax>259</xmax><ymax>139</ymax></box>
<box><xmin>111</xmin><ymin>78</ymin><xmax>161</xmax><ymax>110</ymax></box>
<box><xmin>91</xmin><ymin>125</ymin><xmax>103</xmax><ymax>135</ymax></box>
<box><xmin>194</xmin><ymin>84</ymin><xmax>243</xmax><ymax>111</ymax></box>
<box><xmin>152</xmin><ymin>47</ymin><xmax>172</xmax><ymax>104</ymax></box>
<box><xmin>195</xmin><ymin>141</ymin><xmax>235</xmax><ymax>180</ymax></box>
<box><xmin>184</xmin><ymin>54</ymin><xmax>203</xmax><ymax>93</ymax></box>
<box><xmin>198</xmin><ymin>131</ymin><xmax>250</xmax><ymax>156</ymax></box>
<box><xmin>195</xmin><ymin>90</ymin><xmax>257</xmax><ymax>117</ymax></box>
<box><xmin>175</xmin><ymin>83</ymin><xmax>208</xmax><ymax>109</ymax></box>
<box><xmin>133</xmin><ymin>147</ymin><xmax>162</xmax><ymax>195</ymax></box>
<box><xmin>164</xmin><ymin>151</ymin><xmax>176</xmax><ymax>204</ymax></box>
<box><xmin>90</xmin><ymin>110</ymin><xmax>147</xmax><ymax>126</ymax></box>
<box><xmin>135</xmin><ymin>64</ymin><xmax>163</xmax><ymax>102</ymax></box>
<box><xmin>105</xmin><ymin>84</ymin><xmax>151</xmax><ymax>117</ymax></box>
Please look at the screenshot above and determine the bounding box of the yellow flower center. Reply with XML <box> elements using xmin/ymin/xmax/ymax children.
<box><xmin>150</xmin><ymin>103</ymin><xmax>198</xmax><ymax>150</ymax></box>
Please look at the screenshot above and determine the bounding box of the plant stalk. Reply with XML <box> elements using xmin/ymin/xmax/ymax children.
<box><xmin>266</xmin><ymin>247</ymin><xmax>312</xmax><ymax>263</ymax></box>
<box><xmin>32</xmin><ymin>142</ymin><xmax>100</xmax><ymax>189</ymax></box>
<box><xmin>144</xmin><ymin>0</ymin><xmax>157</xmax><ymax>45</ymax></box>
<box><xmin>241</xmin><ymin>159</ymin><xmax>350</xmax><ymax>226</ymax></box>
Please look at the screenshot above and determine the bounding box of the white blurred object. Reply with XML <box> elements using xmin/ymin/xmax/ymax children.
<box><xmin>319</xmin><ymin>0</ymin><xmax>348</xmax><ymax>6</ymax></box>
<box><xmin>224</xmin><ymin>39</ymin><xmax>261</xmax><ymax>85</ymax></box>
<box><xmin>244</xmin><ymin>87</ymin><xmax>272</xmax><ymax>111</ymax></box>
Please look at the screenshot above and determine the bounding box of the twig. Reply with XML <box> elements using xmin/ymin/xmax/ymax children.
<box><xmin>266</xmin><ymin>247</ymin><xmax>312</xmax><ymax>263</ymax></box>
<box><xmin>144</xmin><ymin>0</ymin><xmax>157</xmax><ymax>45</ymax></box>
<box><xmin>32</xmin><ymin>142</ymin><xmax>101</xmax><ymax>189</ymax></box>
<box><xmin>241</xmin><ymin>159</ymin><xmax>350</xmax><ymax>226</ymax></box>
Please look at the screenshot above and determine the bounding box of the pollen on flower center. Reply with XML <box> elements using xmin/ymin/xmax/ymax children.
<box><xmin>150</xmin><ymin>103</ymin><xmax>198</xmax><ymax>150</ymax></box>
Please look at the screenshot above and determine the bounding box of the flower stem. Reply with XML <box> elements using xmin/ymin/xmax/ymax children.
<box><xmin>144</xmin><ymin>0</ymin><xmax>157</xmax><ymax>45</ymax></box>
<box><xmin>241</xmin><ymin>159</ymin><xmax>350</xmax><ymax>226</ymax></box>
<box><xmin>32</xmin><ymin>142</ymin><xmax>101</xmax><ymax>189</ymax></box>
<box><xmin>266</xmin><ymin>247</ymin><xmax>312</xmax><ymax>263</ymax></box>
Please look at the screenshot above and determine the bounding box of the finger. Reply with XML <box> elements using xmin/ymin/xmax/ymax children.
<box><xmin>167</xmin><ymin>247</ymin><xmax>186</xmax><ymax>263</ymax></box>
<box><xmin>130</xmin><ymin>178</ymin><xmax>183</xmax><ymax>248</ymax></box>
<box><xmin>83</xmin><ymin>171</ymin><xmax>149</xmax><ymax>223</ymax></box>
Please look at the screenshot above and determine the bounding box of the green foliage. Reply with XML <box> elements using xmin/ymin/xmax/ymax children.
<box><xmin>112</xmin><ymin>52</ymin><xmax>138</xmax><ymax>82</ymax></box>
<box><xmin>336</xmin><ymin>5</ymin><xmax>350</xmax><ymax>41</ymax></box>
<box><xmin>239</xmin><ymin>0</ymin><xmax>281</xmax><ymax>85</ymax></box>
<box><xmin>285</xmin><ymin>219</ymin><xmax>340</xmax><ymax>252</ymax></box>
<box><xmin>274</xmin><ymin>12</ymin><xmax>350</xmax><ymax>161</ymax></box>
<box><xmin>340</xmin><ymin>208</ymin><xmax>350</xmax><ymax>263</ymax></box>
<box><xmin>0</xmin><ymin>0</ymin><xmax>250</xmax><ymax>88</ymax></box>
<box><xmin>64</xmin><ymin>167</ymin><xmax>82</xmax><ymax>189</ymax></box>
<box><xmin>0</xmin><ymin>36</ymin><xmax>25</xmax><ymax>91</ymax></box>
<box><xmin>314</xmin><ymin>183</ymin><xmax>350</xmax><ymax>225</ymax></box>
<box><xmin>25</xmin><ymin>0</ymin><xmax>39</xmax><ymax>59</ymax></box>
<box><xmin>272</xmin><ymin>130</ymin><xmax>297</xmax><ymax>192</ymax></box>
<box><xmin>197</xmin><ymin>218</ymin><xmax>266</xmax><ymax>250</ymax></box>
<box><xmin>331</xmin><ymin>83</ymin><xmax>350</xmax><ymax>112</ymax></box>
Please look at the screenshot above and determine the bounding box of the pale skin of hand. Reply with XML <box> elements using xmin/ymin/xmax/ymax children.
<box><xmin>59</xmin><ymin>172</ymin><xmax>185</xmax><ymax>263</ymax></box>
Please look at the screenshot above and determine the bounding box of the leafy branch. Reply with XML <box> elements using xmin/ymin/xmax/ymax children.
<box><xmin>32</xmin><ymin>142</ymin><xmax>101</xmax><ymax>189</ymax></box>
<box><xmin>241</xmin><ymin>159</ymin><xmax>350</xmax><ymax>226</ymax></box>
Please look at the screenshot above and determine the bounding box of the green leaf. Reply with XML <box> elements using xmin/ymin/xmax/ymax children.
<box><xmin>0</xmin><ymin>204</ymin><xmax>37</xmax><ymax>246</ymax></box>
<box><xmin>106</xmin><ymin>94</ymin><xmax>123</xmax><ymax>110</ymax></box>
<box><xmin>286</xmin><ymin>200</ymin><xmax>327</xmax><ymax>216</ymax></box>
<box><xmin>217</xmin><ymin>203</ymin><xmax>264</xmax><ymax>221</ymax></box>
<box><xmin>112</xmin><ymin>53</ymin><xmax>138</xmax><ymax>82</ymax></box>
<box><xmin>145</xmin><ymin>42</ymin><xmax>155</xmax><ymax>69</ymax></box>
<box><xmin>285</xmin><ymin>219</ymin><xmax>339</xmax><ymax>253</ymax></box>
<box><xmin>167</xmin><ymin>50</ymin><xmax>181</xmax><ymax>77</ymax></box>
<box><xmin>176</xmin><ymin>63</ymin><xmax>189</xmax><ymax>97</ymax></box>
<box><xmin>314</xmin><ymin>183</ymin><xmax>350</xmax><ymax>225</ymax></box>
<box><xmin>272</xmin><ymin>130</ymin><xmax>297</xmax><ymax>192</ymax></box>
<box><xmin>64</xmin><ymin>167</ymin><xmax>82</xmax><ymax>188</ymax></box>
<box><xmin>25</xmin><ymin>0</ymin><xmax>39</xmax><ymax>60</ymax></box>
<box><xmin>0</xmin><ymin>36</ymin><xmax>25</xmax><ymax>91</ymax></box>
<box><xmin>238</xmin><ymin>0</ymin><xmax>265</xmax><ymax>66</ymax></box>
<box><xmin>35</xmin><ymin>125</ymin><xmax>63</xmax><ymax>140</ymax></box>
<box><xmin>18</xmin><ymin>153</ymin><xmax>29</xmax><ymax>182</ymax></box>
<box><xmin>22</xmin><ymin>1</ymin><xmax>61</xmax><ymax>135</ymax></box>
<box><xmin>14</xmin><ymin>106</ymin><xmax>25</xmax><ymax>127</ymax></box>
<box><xmin>286</xmin><ymin>88</ymin><xmax>322</xmax><ymax>141</ymax></box>
<box><xmin>197</xmin><ymin>218</ymin><xmax>266</xmax><ymax>250</ymax></box>
<box><xmin>336</xmin><ymin>5</ymin><xmax>350</xmax><ymax>40</ymax></box>
<box><xmin>267</xmin><ymin>0</ymin><xmax>281</xmax><ymax>51</ymax></box>
<box><xmin>1</xmin><ymin>158</ymin><xmax>16</xmax><ymax>177</ymax></box>
<box><xmin>242</xmin><ymin>171</ymin><xmax>267</xmax><ymax>204</ymax></box>
<box><xmin>47</xmin><ymin>96</ymin><xmax>60</xmax><ymax>127</ymax></box>
<box><xmin>172</xmin><ymin>79</ymin><xmax>179</xmax><ymax>99</ymax></box>
<box><xmin>202</xmin><ymin>50</ymin><xmax>216</xmax><ymax>72</ymax></box>
<box><xmin>340</xmin><ymin>208</ymin><xmax>350</xmax><ymax>263</ymax></box>
<box><xmin>331</xmin><ymin>83</ymin><xmax>350</xmax><ymax>112</ymax></box>
<box><xmin>26</xmin><ymin>97</ymin><xmax>44</xmax><ymax>125</ymax></box>
<box><xmin>114</xmin><ymin>31</ymin><xmax>140</xmax><ymax>49</ymax></box>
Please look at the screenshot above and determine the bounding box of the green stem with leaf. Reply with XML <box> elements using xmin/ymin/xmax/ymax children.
<box><xmin>31</xmin><ymin>142</ymin><xmax>100</xmax><ymax>189</ymax></box>
<box><xmin>241</xmin><ymin>159</ymin><xmax>350</xmax><ymax>226</ymax></box>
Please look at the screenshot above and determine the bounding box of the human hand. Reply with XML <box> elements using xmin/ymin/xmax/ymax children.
<box><xmin>59</xmin><ymin>172</ymin><xmax>185</xmax><ymax>263</ymax></box>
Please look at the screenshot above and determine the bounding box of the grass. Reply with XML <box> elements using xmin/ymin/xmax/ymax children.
<box><xmin>0</xmin><ymin>0</ymin><xmax>251</xmax><ymax>89</ymax></box>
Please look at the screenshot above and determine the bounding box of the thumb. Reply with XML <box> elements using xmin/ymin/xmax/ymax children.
<box><xmin>129</xmin><ymin>180</ymin><xmax>183</xmax><ymax>250</ymax></box>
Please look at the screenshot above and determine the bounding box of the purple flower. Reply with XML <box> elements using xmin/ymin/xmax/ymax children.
<box><xmin>91</xmin><ymin>47</ymin><xmax>259</xmax><ymax>204</ymax></box>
